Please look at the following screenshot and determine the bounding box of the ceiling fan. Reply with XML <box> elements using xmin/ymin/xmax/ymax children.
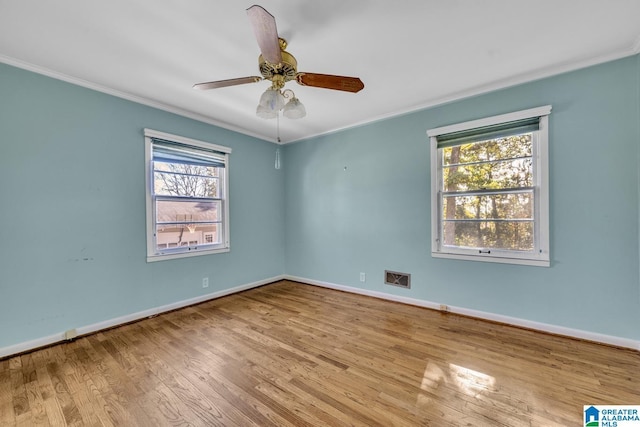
<box><xmin>193</xmin><ymin>5</ymin><xmax>364</xmax><ymax>120</ymax></box>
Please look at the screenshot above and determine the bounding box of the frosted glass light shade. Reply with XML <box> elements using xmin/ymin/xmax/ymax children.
<box><xmin>256</xmin><ymin>104</ymin><xmax>278</xmax><ymax>119</ymax></box>
<box><xmin>258</xmin><ymin>88</ymin><xmax>285</xmax><ymax>110</ymax></box>
<box><xmin>282</xmin><ymin>98</ymin><xmax>306</xmax><ymax>119</ymax></box>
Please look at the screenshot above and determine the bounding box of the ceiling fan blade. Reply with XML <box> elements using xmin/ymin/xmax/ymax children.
<box><xmin>246</xmin><ymin>5</ymin><xmax>282</xmax><ymax>65</ymax></box>
<box><xmin>296</xmin><ymin>73</ymin><xmax>364</xmax><ymax>93</ymax></box>
<box><xmin>193</xmin><ymin>76</ymin><xmax>262</xmax><ymax>90</ymax></box>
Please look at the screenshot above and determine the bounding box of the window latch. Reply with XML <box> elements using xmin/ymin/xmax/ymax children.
<box><xmin>479</xmin><ymin>249</ymin><xmax>491</xmax><ymax>254</ymax></box>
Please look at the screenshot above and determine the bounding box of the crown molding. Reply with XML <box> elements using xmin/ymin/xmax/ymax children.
<box><xmin>285</xmin><ymin>44</ymin><xmax>640</xmax><ymax>145</ymax></box>
<box><xmin>3</xmin><ymin>39</ymin><xmax>639</xmax><ymax>147</ymax></box>
<box><xmin>633</xmin><ymin>34</ymin><xmax>640</xmax><ymax>54</ymax></box>
<box><xmin>0</xmin><ymin>54</ymin><xmax>277</xmax><ymax>145</ymax></box>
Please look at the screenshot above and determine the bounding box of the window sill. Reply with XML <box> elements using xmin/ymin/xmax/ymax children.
<box><xmin>432</xmin><ymin>251</ymin><xmax>550</xmax><ymax>267</ymax></box>
<box><xmin>147</xmin><ymin>247</ymin><xmax>230</xmax><ymax>263</ymax></box>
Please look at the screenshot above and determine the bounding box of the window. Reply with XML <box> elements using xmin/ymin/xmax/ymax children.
<box><xmin>428</xmin><ymin>106</ymin><xmax>551</xmax><ymax>266</ymax></box>
<box><xmin>144</xmin><ymin>129</ymin><xmax>231</xmax><ymax>262</ymax></box>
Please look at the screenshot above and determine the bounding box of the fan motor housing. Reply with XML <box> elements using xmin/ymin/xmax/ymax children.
<box><xmin>259</xmin><ymin>50</ymin><xmax>298</xmax><ymax>83</ymax></box>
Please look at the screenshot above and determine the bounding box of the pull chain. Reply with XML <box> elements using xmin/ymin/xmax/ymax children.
<box><xmin>277</xmin><ymin>113</ymin><xmax>281</xmax><ymax>143</ymax></box>
<box><xmin>275</xmin><ymin>113</ymin><xmax>281</xmax><ymax>169</ymax></box>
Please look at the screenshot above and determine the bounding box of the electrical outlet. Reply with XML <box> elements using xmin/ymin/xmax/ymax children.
<box><xmin>202</xmin><ymin>277</ymin><xmax>209</xmax><ymax>288</ymax></box>
<box><xmin>359</xmin><ymin>272</ymin><xmax>366</xmax><ymax>282</ymax></box>
<box><xmin>439</xmin><ymin>304</ymin><xmax>449</xmax><ymax>312</ymax></box>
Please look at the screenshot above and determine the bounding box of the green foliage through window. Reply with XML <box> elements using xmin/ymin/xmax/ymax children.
<box><xmin>441</xmin><ymin>134</ymin><xmax>535</xmax><ymax>251</ymax></box>
<box><xmin>429</xmin><ymin>105</ymin><xmax>551</xmax><ymax>266</ymax></box>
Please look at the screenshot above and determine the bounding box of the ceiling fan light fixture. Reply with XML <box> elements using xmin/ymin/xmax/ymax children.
<box><xmin>256</xmin><ymin>87</ymin><xmax>305</xmax><ymax>119</ymax></box>
<box><xmin>258</xmin><ymin>88</ymin><xmax>285</xmax><ymax>112</ymax></box>
<box><xmin>194</xmin><ymin>5</ymin><xmax>364</xmax><ymax>126</ymax></box>
<box><xmin>256</xmin><ymin>104</ymin><xmax>278</xmax><ymax>119</ymax></box>
<box><xmin>282</xmin><ymin>97</ymin><xmax>306</xmax><ymax>119</ymax></box>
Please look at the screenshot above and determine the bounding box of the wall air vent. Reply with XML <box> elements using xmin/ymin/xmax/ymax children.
<box><xmin>384</xmin><ymin>270</ymin><xmax>411</xmax><ymax>289</ymax></box>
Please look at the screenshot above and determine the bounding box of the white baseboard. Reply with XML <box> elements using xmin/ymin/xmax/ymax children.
<box><xmin>3</xmin><ymin>273</ymin><xmax>637</xmax><ymax>359</ymax></box>
<box><xmin>0</xmin><ymin>275</ymin><xmax>284</xmax><ymax>359</ymax></box>
<box><xmin>284</xmin><ymin>275</ymin><xmax>640</xmax><ymax>352</ymax></box>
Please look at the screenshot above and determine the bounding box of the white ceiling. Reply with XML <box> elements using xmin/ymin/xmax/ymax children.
<box><xmin>1</xmin><ymin>1</ymin><xmax>639</xmax><ymax>143</ymax></box>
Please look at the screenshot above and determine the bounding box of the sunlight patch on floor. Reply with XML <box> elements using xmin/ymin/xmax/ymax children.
<box><xmin>449</xmin><ymin>363</ymin><xmax>496</xmax><ymax>396</ymax></box>
<box><xmin>417</xmin><ymin>361</ymin><xmax>496</xmax><ymax>406</ymax></box>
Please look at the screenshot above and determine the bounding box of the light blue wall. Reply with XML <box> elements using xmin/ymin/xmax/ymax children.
<box><xmin>0</xmin><ymin>63</ymin><xmax>285</xmax><ymax>348</ymax></box>
<box><xmin>2</xmin><ymin>54</ymin><xmax>639</xmax><ymax>351</ymax></box>
<box><xmin>284</xmin><ymin>55</ymin><xmax>640</xmax><ymax>341</ymax></box>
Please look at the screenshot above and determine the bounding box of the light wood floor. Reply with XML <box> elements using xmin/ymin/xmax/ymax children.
<box><xmin>1</xmin><ymin>280</ymin><xmax>638</xmax><ymax>426</ymax></box>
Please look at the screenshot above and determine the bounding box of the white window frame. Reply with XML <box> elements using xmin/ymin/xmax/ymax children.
<box><xmin>427</xmin><ymin>106</ymin><xmax>551</xmax><ymax>267</ymax></box>
<box><xmin>144</xmin><ymin>129</ymin><xmax>231</xmax><ymax>262</ymax></box>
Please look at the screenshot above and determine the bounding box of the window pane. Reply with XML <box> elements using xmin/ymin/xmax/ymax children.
<box><xmin>154</xmin><ymin>160</ymin><xmax>220</xmax><ymax>176</ymax></box>
<box><xmin>443</xmin><ymin>192</ymin><xmax>533</xmax><ymax>220</ymax></box>
<box><xmin>443</xmin><ymin>134</ymin><xmax>532</xmax><ymax>165</ymax></box>
<box><xmin>429</xmin><ymin>107</ymin><xmax>550</xmax><ymax>264</ymax></box>
<box><xmin>440</xmin><ymin>133</ymin><xmax>535</xmax><ymax>253</ymax></box>
<box><xmin>146</xmin><ymin>132</ymin><xmax>231</xmax><ymax>260</ymax></box>
<box><xmin>442</xmin><ymin>220</ymin><xmax>534</xmax><ymax>251</ymax></box>
<box><xmin>155</xmin><ymin>223</ymin><xmax>220</xmax><ymax>250</ymax></box>
<box><xmin>443</xmin><ymin>157</ymin><xmax>532</xmax><ymax>192</ymax></box>
<box><xmin>154</xmin><ymin>161</ymin><xmax>220</xmax><ymax>198</ymax></box>
<box><xmin>156</xmin><ymin>199</ymin><xmax>221</xmax><ymax>224</ymax></box>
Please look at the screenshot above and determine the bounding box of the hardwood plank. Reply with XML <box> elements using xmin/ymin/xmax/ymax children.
<box><xmin>0</xmin><ymin>358</ymin><xmax>17</xmax><ymax>426</ymax></box>
<box><xmin>77</xmin><ymin>336</ymin><xmax>157</xmax><ymax>426</ymax></box>
<box><xmin>22</xmin><ymin>380</ymin><xmax>49</xmax><ymax>427</ymax></box>
<box><xmin>219</xmin><ymin>360</ymin><xmax>320</xmax><ymax>427</ymax></box>
<box><xmin>1</xmin><ymin>280</ymin><xmax>638</xmax><ymax>426</ymax></box>
<box><xmin>28</xmin><ymin>350</ymin><xmax>69</xmax><ymax>427</ymax></box>
<box><xmin>9</xmin><ymin>357</ymin><xmax>29</xmax><ymax>420</ymax></box>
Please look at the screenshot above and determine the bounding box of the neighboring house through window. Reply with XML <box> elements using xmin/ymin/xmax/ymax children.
<box><xmin>144</xmin><ymin>129</ymin><xmax>231</xmax><ymax>262</ymax></box>
<box><xmin>428</xmin><ymin>106</ymin><xmax>551</xmax><ymax>266</ymax></box>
